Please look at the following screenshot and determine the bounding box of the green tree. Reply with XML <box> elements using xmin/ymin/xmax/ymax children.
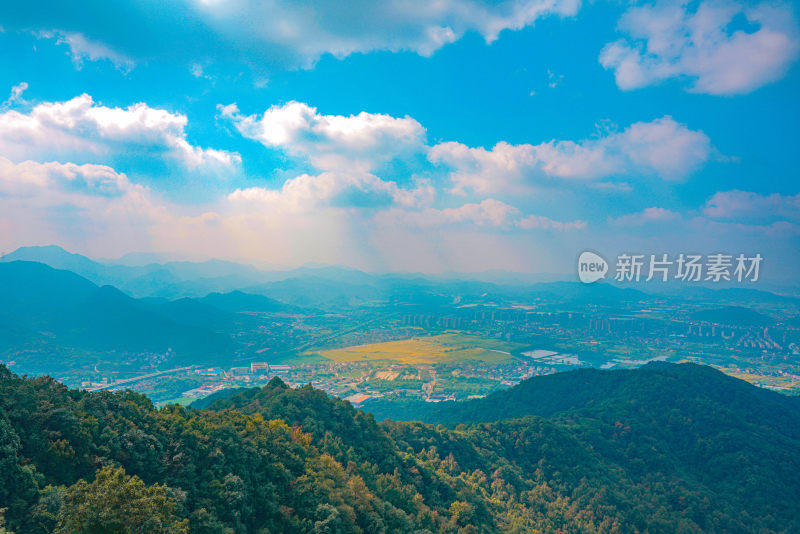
<box><xmin>55</xmin><ymin>466</ymin><xmax>188</xmax><ymax>534</ymax></box>
<box><xmin>0</xmin><ymin>508</ymin><xmax>14</xmax><ymax>534</ymax></box>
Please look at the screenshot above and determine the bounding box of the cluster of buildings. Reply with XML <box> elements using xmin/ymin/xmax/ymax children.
<box><xmin>403</xmin><ymin>314</ymin><xmax>463</xmax><ymax>329</ymax></box>
<box><xmin>193</xmin><ymin>362</ymin><xmax>294</xmax><ymax>380</ymax></box>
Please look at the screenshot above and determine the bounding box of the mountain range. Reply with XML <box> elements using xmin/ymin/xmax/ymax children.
<box><xmin>0</xmin><ymin>261</ymin><xmax>303</xmax><ymax>371</ymax></box>
<box><xmin>5</xmin><ymin>245</ymin><xmax>798</xmax><ymax>314</ymax></box>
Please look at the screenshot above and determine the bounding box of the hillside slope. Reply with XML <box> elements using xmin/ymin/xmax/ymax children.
<box><xmin>0</xmin><ymin>261</ymin><xmax>234</xmax><ymax>365</ymax></box>
<box><xmin>1</xmin><ymin>364</ymin><xmax>799</xmax><ymax>533</ymax></box>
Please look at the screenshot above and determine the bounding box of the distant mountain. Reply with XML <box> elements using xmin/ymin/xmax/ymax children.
<box><xmin>1</xmin><ymin>246</ymin><xmax>386</xmax><ymax>301</ymax></box>
<box><xmin>125</xmin><ymin>272</ymin><xmax>266</xmax><ymax>299</ymax></box>
<box><xmin>1</xmin><ymin>246</ymin><xmax>172</xmax><ymax>294</ymax></box>
<box><xmin>6</xmin><ymin>246</ymin><xmax>798</xmax><ymax>311</ymax></box>
<box><xmin>2</xmin><ymin>244</ymin><xmax>100</xmax><ymax>273</ymax></box>
<box><xmin>141</xmin><ymin>296</ymin><xmax>240</xmax><ymax>331</ymax></box>
<box><xmin>424</xmin><ymin>269</ymin><xmax>569</xmax><ymax>285</ymax></box>
<box><xmin>283</xmin><ymin>264</ymin><xmax>380</xmax><ymax>286</ymax></box>
<box><xmin>245</xmin><ymin>276</ymin><xmax>385</xmax><ymax>308</ymax></box>
<box><xmin>525</xmin><ymin>280</ymin><xmax>649</xmax><ymax>304</ymax></box>
<box><xmin>628</xmin><ymin>282</ymin><xmax>800</xmax><ymax>305</ymax></box>
<box><xmin>690</xmin><ymin>305</ymin><xmax>774</xmax><ymax>326</ymax></box>
<box><xmin>1</xmin><ymin>245</ymin><xmax>271</xmax><ymax>298</ymax></box>
<box><xmin>1</xmin><ymin>245</ymin><xmax>650</xmax><ymax>309</ymax></box>
<box><xmin>710</xmin><ymin>287</ymin><xmax>800</xmax><ymax>304</ymax></box>
<box><xmin>0</xmin><ymin>261</ymin><xmax>234</xmax><ymax>364</ymax></box>
<box><xmin>103</xmin><ymin>251</ymin><xmax>185</xmax><ymax>266</ymax></box>
<box><xmin>0</xmin><ymin>259</ymin><xmax>98</xmax><ymax>317</ymax></box>
<box><xmin>199</xmin><ymin>290</ymin><xmax>303</xmax><ymax>314</ymax></box>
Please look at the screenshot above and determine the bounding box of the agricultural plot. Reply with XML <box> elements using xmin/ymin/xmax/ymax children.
<box><xmin>313</xmin><ymin>333</ymin><xmax>525</xmax><ymax>364</ymax></box>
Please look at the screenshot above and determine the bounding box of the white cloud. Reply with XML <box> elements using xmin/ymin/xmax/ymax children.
<box><xmin>437</xmin><ymin>199</ymin><xmax>520</xmax><ymax>227</ymax></box>
<box><xmin>374</xmin><ymin>199</ymin><xmax>518</xmax><ymax>229</ymax></box>
<box><xmin>620</xmin><ymin>117</ymin><xmax>712</xmax><ymax>179</ymax></box>
<box><xmin>196</xmin><ymin>0</ymin><xmax>581</xmax><ymax>66</ymax></box>
<box><xmin>0</xmin><ymin>156</ymin><xmax>133</xmax><ymax>198</ymax></box>
<box><xmin>1</xmin><ymin>82</ymin><xmax>27</xmax><ymax>109</ymax></box>
<box><xmin>611</xmin><ymin>206</ymin><xmax>682</xmax><ymax>226</ymax></box>
<box><xmin>0</xmin><ymin>156</ymin><xmax>167</xmax><ymax>255</ymax></box>
<box><xmin>220</xmin><ymin>101</ymin><xmax>425</xmax><ymax>171</ymax></box>
<box><xmin>600</xmin><ymin>1</ymin><xmax>800</xmax><ymax>95</ymax></box>
<box><xmin>220</xmin><ymin>103</ymin><xmax>713</xmax><ymax>200</ymax></box>
<box><xmin>228</xmin><ymin>171</ymin><xmax>434</xmax><ymax>211</ymax></box>
<box><xmin>517</xmin><ymin>214</ymin><xmax>586</xmax><ymax>230</ymax></box>
<box><xmin>0</xmin><ymin>94</ymin><xmax>240</xmax><ymax>169</ymax></box>
<box><xmin>429</xmin><ymin>116</ymin><xmax>712</xmax><ymax>194</ymax></box>
<box><xmin>0</xmin><ymin>156</ymin><xmax>344</xmax><ymax>264</ymax></box>
<box><xmin>704</xmin><ymin>189</ymin><xmax>800</xmax><ymax>222</ymax></box>
<box><xmin>38</xmin><ymin>31</ymin><xmax>135</xmax><ymax>72</ymax></box>
<box><xmin>2</xmin><ymin>157</ymin><xmax>794</xmax><ymax>278</ymax></box>
<box><xmin>375</xmin><ymin>199</ymin><xmax>586</xmax><ymax>231</ymax></box>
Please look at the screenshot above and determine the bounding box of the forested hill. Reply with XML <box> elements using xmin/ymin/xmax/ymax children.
<box><xmin>2</xmin><ymin>364</ymin><xmax>800</xmax><ymax>533</ymax></box>
<box><xmin>420</xmin><ymin>361</ymin><xmax>800</xmax><ymax>424</ymax></box>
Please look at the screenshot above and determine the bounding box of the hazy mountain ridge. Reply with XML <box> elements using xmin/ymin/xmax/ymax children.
<box><xmin>0</xmin><ymin>261</ymin><xmax>304</xmax><ymax>366</ymax></box>
<box><xmin>6</xmin><ymin>245</ymin><xmax>797</xmax><ymax>310</ymax></box>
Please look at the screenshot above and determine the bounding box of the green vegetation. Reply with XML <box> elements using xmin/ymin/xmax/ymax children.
<box><xmin>2</xmin><ymin>363</ymin><xmax>800</xmax><ymax>532</ymax></box>
<box><xmin>690</xmin><ymin>305</ymin><xmax>774</xmax><ymax>326</ymax></box>
<box><xmin>55</xmin><ymin>466</ymin><xmax>188</xmax><ymax>533</ymax></box>
<box><xmin>433</xmin><ymin>376</ymin><xmax>504</xmax><ymax>397</ymax></box>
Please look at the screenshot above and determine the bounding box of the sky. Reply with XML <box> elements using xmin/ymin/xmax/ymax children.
<box><xmin>0</xmin><ymin>0</ymin><xmax>799</xmax><ymax>281</ymax></box>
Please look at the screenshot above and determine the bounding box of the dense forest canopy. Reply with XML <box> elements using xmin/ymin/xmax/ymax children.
<box><xmin>1</xmin><ymin>363</ymin><xmax>799</xmax><ymax>533</ymax></box>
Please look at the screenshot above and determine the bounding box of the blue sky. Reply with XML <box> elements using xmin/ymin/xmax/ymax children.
<box><xmin>0</xmin><ymin>0</ymin><xmax>798</xmax><ymax>281</ymax></box>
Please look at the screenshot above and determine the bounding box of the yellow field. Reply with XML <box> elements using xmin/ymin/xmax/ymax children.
<box><xmin>313</xmin><ymin>333</ymin><xmax>524</xmax><ymax>364</ymax></box>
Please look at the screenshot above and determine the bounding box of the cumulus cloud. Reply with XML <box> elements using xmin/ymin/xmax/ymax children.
<box><xmin>228</xmin><ymin>171</ymin><xmax>434</xmax><ymax>211</ymax></box>
<box><xmin>0</xmin><ymin>156</ymin><xmax>134</xmax><ymax>198</ymax></box>
<box><xmin>0</xmin><ymin>93</ymin><xmax>240</xmax><ymax>169</ymax></box>
<box><xmin>704</xmin><ymin>190</ymin><xmax>800</xmax><ymax>222</ymax></box>
<box><xmin>429</xmin><ymin>116</ymin><xmax>712</xmax><ymax>194</ymax></box>
<box><xmin>600</xmin><ymin>1</ymin><xmax>800</xmax><ymax>95</ymax></box>
<box><xmin>1</xmin><ymin>155</ymin><xmax>793</xmax><ymax>278</ymax></box>
<box><xmin>0</xmin><ymin>156</ymin><xmax>167</xmax><ymax>253</ymax></box>
<box><xmin>220</xmin><ymin>101</ymin><xmax>425</xmax><ymax>171</ymax></box>
<box><xmin>0</xmin><ymin>154</ymin><xmax>357</xmax><ymax>265</ymax></box>
<box><xmin>194</xmin><ymin>0</ymin><xmax>581</xmax><ymax>66</ymax></box>
<box><xmin>5</xmin><ymin>0</ymin><xmax>581</xmax><ymax>70</ymax></box>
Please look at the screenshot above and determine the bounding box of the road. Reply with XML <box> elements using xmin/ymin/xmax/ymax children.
<box><xmin>87</xmin><ymin>365</ymin><xmax>198</xmax><ymax>392</ymax></box>
<box><xmin>291</xmin><ymin>312</ymin><xmax>400</xmax><ymax>352</ymax></box>
<box><xmin>232</xmin><ymin>312</ymin><xmax>401</xmax><ymax>362</ymax></box>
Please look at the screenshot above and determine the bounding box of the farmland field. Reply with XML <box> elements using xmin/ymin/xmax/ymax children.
<box><xmin>312</xmin><ymin>333</ymin><xmax>526</xmax><ymax>364</ymax></box>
